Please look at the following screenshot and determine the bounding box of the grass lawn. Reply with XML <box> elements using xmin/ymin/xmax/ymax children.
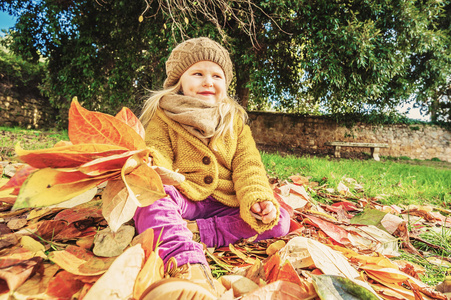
<box><xmin>261</xmin><ymin>152</ymin><xmax>451</xmax><ymax>208</ymax></box>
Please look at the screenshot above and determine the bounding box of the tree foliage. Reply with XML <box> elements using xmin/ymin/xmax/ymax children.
<box><xmin>0</xmin><ymin>0</ymin><xmax>450</xmax><ymax>123</ymax></box>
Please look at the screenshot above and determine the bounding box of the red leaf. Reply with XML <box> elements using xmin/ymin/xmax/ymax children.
<box><xmin>331</xmin><ymin>201</ymin><xmax>358</xmax><ymax>212</ymax></box>
<box><xmin>46</xmin><ymin>270</ymin><xmax>85</xmax><ymax>298</ymax></box>
<box><xmin>0</xmin><ymin>165</ymin><xmax>36</xmax><ymax>195</ymax></box>
<box><xmin>68</xmin><ymin>98</ymin><xmax>146</xmax><ymax>150</ymax></box>
<box><xmin>305</xmin><ymin>214</ymin><xmax>350</xmax><ymax>245</ymax></box>
<box><xmin>115</xmin><ymin>107</ymin><xmax>145</xmax><ymax>140</ymax></box>
<box><xmin>274</xmin><ymin>192</ymin><xmax>294</xmax><ymax>217</ymax></box>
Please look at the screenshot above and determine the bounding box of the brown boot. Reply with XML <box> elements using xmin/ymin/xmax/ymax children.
<box><xmin>165</xmin><ymin>257</ymin><xmax>225</xmax><ymax>297</ymax></box>
<box><xmin>139</xmin><ymin>278</ymin><xmax>216</xmax><ymax>300</ymax></box>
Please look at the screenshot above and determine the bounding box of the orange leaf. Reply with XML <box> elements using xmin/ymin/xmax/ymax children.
<box><xmin>264</xmin><ymin>252</ymin><xmax>281</xmax><ymax>283</ymax></box>
<box><xmin>131</xmin><ymin>228</ymin><xmax>155</xmax><ymax>259</ymax></box>
<box><xmin>133</xmin><ymin>249</ymin><xmax>164</xmax><ymax>299</ymax></box>
<box><xmin>115</xmin><ymin>107</ymin><xmax>145</xmax><ymax>140</ymax></box>
<box><xmin>15</xmin><ymin>143</ymin><xmax>129</xmax><ymax>169</ymax></box>
<box><xmin>276</xmin><ymin>260</ymin><xmax>304</xmax><ymax>286</ymax></box>
<box><xmin>68</xmin><ymin>98</ymin><xmax>146</xmax><ymax>150</ymax></box>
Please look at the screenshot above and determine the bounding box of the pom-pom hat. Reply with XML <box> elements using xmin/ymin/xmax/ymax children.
<box><xmin>163</xmin><ymin>37</ymin><xmax>233</xmax><ymax>89</ymax></box>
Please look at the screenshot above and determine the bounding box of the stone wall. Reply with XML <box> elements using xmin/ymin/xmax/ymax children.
<box><xmin>248</xmin><ymin>111</ymin><xmax>451</xmax><ymax>162</ymax></box>
<box><xmin>0</xmin><ymin>93</ymin><xmax>57</xmax><ymax>129</ymax></box>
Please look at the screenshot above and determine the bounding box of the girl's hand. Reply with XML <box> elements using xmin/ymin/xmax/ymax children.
<box><xmin>251</xmin><ymin>201</ymin><xmax>277</xmax><ymax>224</ymax></box>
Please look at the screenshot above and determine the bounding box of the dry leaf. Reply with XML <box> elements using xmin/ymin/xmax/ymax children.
<box><xmin>92</xmin><ymin>225</ymin><xmax>135</xmax><ymax>257</ymax></box>
<box><xmin>83</xmin><ymin>244</ymin><xmax>144</xmax><ymax>300</ymax></box>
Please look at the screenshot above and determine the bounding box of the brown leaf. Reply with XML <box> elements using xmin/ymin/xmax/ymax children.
<box><xmin>54</xmin><ymin>200</ymin><xmax>103</xmax><ymax>225</ymax></box>
<box><xmin>92</xmin><ymin>225</ymin><xmax>135</xmax><ymax>257</ymax></box>
<box><xmin>101</xmin><ymin>180</ymin><xmax>138</xmax><ymax>232</ymax></box>
<box><xmin>68</xmin><ymin>98</ymin><xmax>146</xmax><ymax>150</ymax></box>
<box><xmin>48</xmin><ymin>245</ymin><xmax>111</xmax><ymax>276</ymax></box>
<box><xmin>0</xmin><ymin>257</ymin><xmax>43</xmax><ymax>291</ymax></box>
<box><xmin>14</xmin><ymin>263</ymin><xmax>59</xmax><ymax>296</ymax></box>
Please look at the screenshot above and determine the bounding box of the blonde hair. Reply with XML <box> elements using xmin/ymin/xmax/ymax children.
<box><xmin>139</xmin><ymin>84</ymin><xmax>248</xmax><ymax>141</ymax></box>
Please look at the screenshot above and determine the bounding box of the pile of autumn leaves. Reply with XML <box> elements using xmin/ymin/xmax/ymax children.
<box><xmin>0</xmin><ymin>98</ymin><xmax>450</xmax><ymax>299</ymax></box>
<box><xmin>4</xmin><ymin>98</ymin><xmax>168</xmax><ymax>232</ymax></box>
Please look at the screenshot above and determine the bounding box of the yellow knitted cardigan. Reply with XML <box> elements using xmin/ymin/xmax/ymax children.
<box><xmin>146</xmin><ymin>108</ymin><xmax>280</xmax><ymax>233</ymax></box>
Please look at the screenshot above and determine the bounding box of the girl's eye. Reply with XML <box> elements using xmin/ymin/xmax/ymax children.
<box><xmin>213</xmin><ymin>74</ymin><xmax>222</xmax><ymax>79</ymax></box>
<box><xmin>194</xmin><ymin>72</ymin><xmax>202</xmax><ymax>76</ymax></box>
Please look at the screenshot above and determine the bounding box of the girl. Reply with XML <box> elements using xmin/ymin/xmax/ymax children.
<box><xmin>134</xmin><ymin>37</ymin><xmax>290</xmax><ymax>299</ymax></box>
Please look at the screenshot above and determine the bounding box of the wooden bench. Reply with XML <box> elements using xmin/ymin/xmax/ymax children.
<box><xmin>324</xmin><ymin>142</ymin><xmax>389</xmax><ymax>161</ymax></box>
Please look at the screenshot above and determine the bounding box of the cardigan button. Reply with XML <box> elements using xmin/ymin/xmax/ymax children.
<box><xmin>202</xmin><ymin>156</ymin><xmax>211</xmax><ymax>165</ymax></box>
<box><xmin>204</xmin><ymin>175</ymin><xmax>213</xmax><ymax>184</ymax></box>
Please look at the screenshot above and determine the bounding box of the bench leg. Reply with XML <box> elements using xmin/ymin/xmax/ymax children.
<box><xmin>371</xmin><ymin>147</ymin><xmax>380</xmax><ymax>161</ymax></box>
<box><xmin>334</xmin><ymin>146</ymin><xmax>341</xmax><ymax>158</ymax></box>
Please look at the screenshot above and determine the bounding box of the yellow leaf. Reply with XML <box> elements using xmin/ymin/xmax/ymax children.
<box><xmin>138</xmin><ymin>15</ymin><xmax>143</xmax><ymax>22</ymax></box>
<box><xmin>184</xmin><ymin>17</ymin><xmax>189</xmax><ymax>24</ymax></box>
<box><xmin>13</xmin><ymin>168</ymin><xmax>112</xmax><ymax>209</ymax></box>
<box><xmin>163</xmin><ymin>23</ymin><xmax>167</xmax><ymax>29</ymax></box>
<box><xmin>20</xmin><ymin>236</ymin><xmax>46</xmax><ymax>256</ymax></box>
<box><xmin>133</xmin><ymin>250</ymin><xmax>164</xmax><ymax>299</ymax></box>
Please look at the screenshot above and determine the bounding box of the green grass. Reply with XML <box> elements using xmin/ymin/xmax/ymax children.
<box><xmin>261</xmin><ymin>152</ymin><xmax>451</xmax><ymax>208</ymax></box>
<box><xmin>0</xmin><ymin>126</ymin><xmax>69</xmax><ymax>158</ymax></box>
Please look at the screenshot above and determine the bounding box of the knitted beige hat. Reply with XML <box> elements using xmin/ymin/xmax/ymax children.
<box><xmin>163</xmin><ymin>37</ymin><xmax>233</xmax><ymax>89</ymax></box>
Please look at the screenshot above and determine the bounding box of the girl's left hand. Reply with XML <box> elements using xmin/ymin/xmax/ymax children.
<box><xmin>251</xmin><ymin>201</ymin><xmax>277</xmax><ymax>224</ymax></box>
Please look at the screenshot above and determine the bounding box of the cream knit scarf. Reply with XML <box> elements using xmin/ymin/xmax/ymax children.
<box><xmin>159</xmin><ymin>94</ymin><xmax>220</xmax><ymax>144</ymax></box>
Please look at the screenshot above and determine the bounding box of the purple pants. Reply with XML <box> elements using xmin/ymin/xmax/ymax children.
<box><xmin>134</xmin><ymin>185</ymin><xmax>290</xmax><ymax>267</ymax></box>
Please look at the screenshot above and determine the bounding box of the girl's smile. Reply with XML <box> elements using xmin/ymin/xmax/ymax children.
<box><xmin>179</xmin><ymin>61</ymin><xmax>226</xmax><ymax>104</ymax></box>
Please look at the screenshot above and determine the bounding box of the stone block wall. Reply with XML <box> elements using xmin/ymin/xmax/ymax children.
<box><xmin>0</xmin><ymin>93</ymin><xmax>57</xmax><ymax>129</ymax></box>
<box><xmin>248</xmin><ymin>111</ymin><xmax>451</xmax><ymax>162</ymax></box>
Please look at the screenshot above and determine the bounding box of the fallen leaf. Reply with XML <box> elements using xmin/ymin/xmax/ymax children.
<box><xmin>241</xmin><ymin>280</ymin><xmax>316</xmax><ymax>300</ymax></box>
<box><xmin>312</xmin><ymin>274</ymin><xmax>380</xmax><ymax>300</ymax></box>
<box><xmin>0</xmin><ymin>257</ymin><xmax>43</xmax><ymax>291</ymax></box>
<box><xmin>92</xmin><ymin>225</ymin><xmax>135</xmax><ymax>257</ymax></box>
<box><xmin>46</xmin><ymin>270</ymin><xmax>85</xmax><ymax>299</ymax></box>
<box><xmin>82</xmin><ymin>244</ymin><xmax>144</xmax><ymax>300</ymax></box>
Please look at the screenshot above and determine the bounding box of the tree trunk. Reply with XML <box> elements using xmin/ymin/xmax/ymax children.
<box><xmin>234</xmin><ymin>65</ymin><xmax>250</xmax><ymax>110</ymax></box>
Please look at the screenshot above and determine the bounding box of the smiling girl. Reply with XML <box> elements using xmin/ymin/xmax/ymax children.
<box><xmin>135</xmin><ymin>37</ymin><xmax>290</xmax><ymax>299</ymax></box>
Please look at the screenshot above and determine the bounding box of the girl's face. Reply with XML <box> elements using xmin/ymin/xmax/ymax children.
<box><xmin>179</xmin><ymin>61</ymin><xmax>226</xmax><ymax>104</ymax></box>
